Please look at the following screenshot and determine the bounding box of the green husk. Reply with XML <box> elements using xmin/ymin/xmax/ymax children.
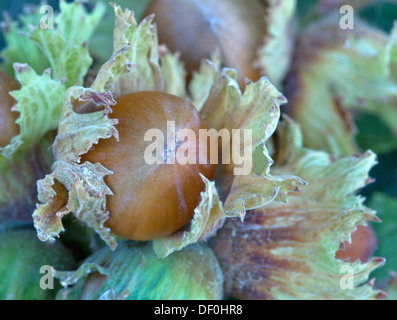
<box><xmin>0</xmin><ymin>229</ymin><xmax>75</xmax><ymax>300</ymax></box>
<box><xmin>55</xmin><ymin>242</ymin><xmax>223</xmax><ymax>300</ymax></box>
<box><xmin>211</xmin><ymin>119</ymin><xmax>385</xmax><ymax>300</ymax></box>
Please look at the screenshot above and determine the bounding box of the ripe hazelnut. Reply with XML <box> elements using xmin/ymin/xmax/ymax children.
<box><xmin>81</xmin><ymin>91</ymin><xmax>216</xmax><ymax>241</ymax></box>
<box><xmin>144</xmin><ymin>0</ymin><xmax>267</xmax><ymax>89</ymax></box>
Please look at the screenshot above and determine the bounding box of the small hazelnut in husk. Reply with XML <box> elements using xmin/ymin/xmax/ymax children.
<box><xmin>144</xmin><ymin>0</ymin><xmax>268</xmax><ymax>89</ymax></box>
<box><xmin>80</xmin><ymin>91</ymin><xmax>216</xmax><ymax>241</ymax></box>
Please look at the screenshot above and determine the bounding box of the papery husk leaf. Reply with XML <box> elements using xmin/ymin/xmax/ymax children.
<box><xmin>29</xmin><ymin>28</ymin><xmax>92</xmax><ymax>88</ymax></box>
<box><xmin>159</xmin><ymin>47</ymin><xmax>188</xmax><ymax>99</ymax></box>
<box><xmin>219</xmin><ymin>78</ymin><xmax>306</xmax><ymax>214</ymax></box>
<box><xmin>32</xmin><ymin>5</ymin><xmax>164</xmax><ymax>249</ymax></box>
<box><xmin>0</xmin><ymin>64</ymin><xmax>65</xmax><ymax>159</ymax></box>
<box><xmin>90</xmin><ymin>46</ymin><xmax>133</xmax><ymax>93</ymax></box>
<box><xmin>33</xmin><ymin>85</ymin><xmax>118</xmax><ymax>248</ymax></box>
<box><xmin>153</xmin><ymin>175</ymin><xmax>229</xmax><ymax>258</ymax></box>
<box><xmin>32</xmin><ymin>5</ymin><xmax>163</xmax><ymax>249</ymax></box>
<box><xmin>56</xmin><ymin>0</ymin><xmax>106</xmax><ymax>45</ymax></box>
<box><xmin>0</xmin><ymin>63</ymin><xmax>57</xmax><ymax>223</ymax></box>
<box><xmin>1</xmin><ymin>3</ymin><xmax>104</xmax><ymax>222</ymax></box>
<box><xmin>0</xmin><ymin>64</ymin><xmax>61</xmax><ymax>222</ymax></box>
<box><xmin>88</xmin><ymin>0</ymin><xmax>153</xmax><ymax>66</ymax></box>
<box><xmin>255</xmin><ymin>0</ymin><xmax>297</xmax><ymax>87</ymax></box>
<box><xmin>289</xmin><ymin>15</ymin><xmax>397</xmax><ymax>156</ymax></box>
<box><xmin>225</xmin><ymin>78</ymin><xmax>287</xmax><ymax>147</ymax></box>
<box><xmin>111</xmin><ymin>5</ymin><xmax>163</xmax><ymax>96</ymax></box>
<box><xmin>188</xmin><ymin>52</ymin><xmax>224</xmax><ymax>114</ymax></box>
<box><xmin>211</xmin><ymin>119</ymin><xmax>385</xmax><ymax>300</ymax></box>
<box><xmin>195</xmin><ymin>65</ymin><xmax>240</xmax><ymax>129</ymax></box>
<box><xmin>29</xmin><ymin>0</ymin><xmax>104</xmax><ymax>87</ymax></box>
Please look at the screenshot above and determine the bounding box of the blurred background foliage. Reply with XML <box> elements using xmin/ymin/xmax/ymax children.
<box><xmin>0</xmin><ymin>0</ymin><xmax>396</xmax><ymax>289</ymax></box>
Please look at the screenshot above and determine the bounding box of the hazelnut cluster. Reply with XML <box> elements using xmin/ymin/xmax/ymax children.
<box><xmin>0</xmin><ymin>0</ymin><xmax>394</xmax><ymax>300</ymax></box>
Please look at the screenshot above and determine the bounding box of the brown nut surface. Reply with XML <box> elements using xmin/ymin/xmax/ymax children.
<box><xmin>81</xmin><ymin>91</ymin><xmax>216</xmax><ymax>241</ymax></box>
<box><xmin>335</xmin><ymin>224</ymin><xmax>377</xmax><ymax>263</ymax></box>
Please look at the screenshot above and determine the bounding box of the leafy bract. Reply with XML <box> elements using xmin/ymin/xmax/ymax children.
<box><xmin>289</xmin><ymin>15</ymin><xmax>397</xmax><ymax>156</ymax></box>
<box><xmin>211</xmin><ymin>119</ymin><xmax>385</xmax><ymax>300</ymax></box>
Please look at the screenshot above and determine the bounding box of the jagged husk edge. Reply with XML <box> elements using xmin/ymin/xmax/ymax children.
<box><xmin>211</xmin><ymin>118</ymin><xmax>386</xmax><ymax>300</ymax></box>
<box><xmin>0</xmin><ymin>64</ymin><xmax>66</xmax><ymax>159</ymax></box>
<box><xmin>33</xmin><ymin>87</ymin><xmax>118</xmax><ymax>248</ymax></box>
<box><xmin>33</xmin><ymin>4</ymin><xmax>305</xmax><ymax>257</ymax></box>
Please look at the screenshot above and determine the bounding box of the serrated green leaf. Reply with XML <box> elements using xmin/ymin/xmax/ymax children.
<box><xmin>0</xmin><ymin>64</ymin><xmax>65</xmax><ymax>158</ymax></box>
<box><xmin>29</xmin><ymin>26</ymin><xmax>92</xmax><ymax>88</ymax></box>
<box><xmin>88</xmin><ymin>0</ymin><xmax>151</xmax><ymax>67</ymax></box>
<box><xmin>56</xmin><ymin>0</ymin><xmax>105</xmax><ymax>45</ymax></box>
